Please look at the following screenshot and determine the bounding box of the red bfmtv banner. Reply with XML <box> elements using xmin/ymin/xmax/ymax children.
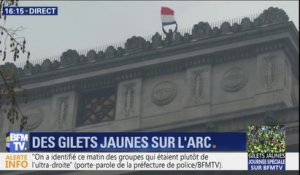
<box><xmin>161</xmin><ymin>7</ymin><xmax>176</xmax><ymax>26</ymax></box>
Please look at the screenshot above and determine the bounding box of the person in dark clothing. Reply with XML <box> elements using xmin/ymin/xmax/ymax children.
<box><xmin>162</xmin><ymin>23</ymin><xmax>178</xmax><ymax>46</ymax></box>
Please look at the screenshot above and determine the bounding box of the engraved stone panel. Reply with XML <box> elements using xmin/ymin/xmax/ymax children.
<box><xmin>152</xmin><ymin>81</ymin><xmax>177</xmax><ymax>106</ymax></box>
<box><xmin>186</xmin><ymin>65</ymin><xmax>211</xmax><ymax>106</ymax></box>
<box><xmin>123</xmin><ymin>84</ymin><xmax>135</xmax><ymax>117</ymax></box>
<box><xmin>52</xmin><ymin>92</ymin><xmax>76</xmax><ymax>131</ymax></box>
<box><xmin>116</xmin><ymin>79</ymin><xmax>142</xmax><ymax>119</ymax></box>
<box><xmin>142</xmin><ymin>72</ymin><xmax>185</xmax><ymax>119</ymax></box>
<box><xmin>221</xmin><ymin>67</ymin><xmax>248</xmax><ymax>92</ymax></box>
<box><xmin>212</xmin><ymin>58</ymin><xmax>255</xmax><ymax>106</ymax></box>
<box><xmin>193</xmin><ymin>72</ymin><xmax>203</xmax><ymax>98</ymax></box>
<box><xmin>254</xmin><ymin>51</ymin><xmax>289</xmax><ymax>107</ymax></box>
<box><xmin>57</xmin><ymin>98</ymin><xmax>68</xmax><ymax>129</ymax></box>
<box><xmin>264</xmin><ymin>59</ymin><xmax>275</xmax><ymax>90</ymax></box>
<box><xmin>256</xmin><ymin>51</ymin><xmax>286</xmax><ymax>93</ymax></box>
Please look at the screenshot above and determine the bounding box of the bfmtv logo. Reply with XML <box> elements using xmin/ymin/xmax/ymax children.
<box><xmin>6</xmin><ymin>132</ymin><xmax>29</xmax><ymax>152</ymax></box>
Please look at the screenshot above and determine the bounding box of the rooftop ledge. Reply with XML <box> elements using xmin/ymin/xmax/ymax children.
<box><xmin>0</xmin><ymin>7</ymin><xmax>299</xmax><ymax>83</ymax></box>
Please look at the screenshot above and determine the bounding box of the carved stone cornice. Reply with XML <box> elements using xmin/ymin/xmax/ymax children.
<box><xmin>14</xmin><ymin>38</ymin><xmax>296</xmax><ymax>101</ymax></box>
<box><xmin>0</xmin><ymin>20</ymin><xmax>294</xmax><ymax>89</ymax></box>
<box><xmin>19</xmin><ymin>76</ymin><xmax>118</xmax><ymax>101</ymax></box>
<box><xmin>115</xmin><ymin>71</ymin><xmax>142</xmax><ymax>81</ymax></box>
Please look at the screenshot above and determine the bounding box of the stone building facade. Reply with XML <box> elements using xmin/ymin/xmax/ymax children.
<box><xmin>0</xmin><ymin>7</ymin><xmax>299</xmax><ymax>175</ymax></box>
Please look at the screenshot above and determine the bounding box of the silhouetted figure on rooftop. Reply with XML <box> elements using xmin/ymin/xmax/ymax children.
<box><xmin>162</xmin><ymin>23</ymin><xmax>178</xmax><ymax>46</ymax></box>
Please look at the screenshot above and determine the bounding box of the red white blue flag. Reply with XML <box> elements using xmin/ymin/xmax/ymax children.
<box><xmin>161</xmin><ymin>7</ymin><xmax>176</xmax><ymax>26</ymax></box>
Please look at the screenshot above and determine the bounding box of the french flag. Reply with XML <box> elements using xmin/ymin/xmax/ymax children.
<box><xmin>161</xmin><ymin>7</ymin><xmax>176</xmax><ymax>26</ymax></box>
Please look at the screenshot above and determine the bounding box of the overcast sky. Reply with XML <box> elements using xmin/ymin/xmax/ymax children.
<box><xmin>2</xmin><ymin>1</ymin><xmax>299</xmax><ymax>65</ymax></box>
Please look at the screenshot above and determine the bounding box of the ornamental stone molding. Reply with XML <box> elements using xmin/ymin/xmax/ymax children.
<box><xmin>151</xmin><ymin>81</ymin><xmax>177</xmax><ymax>106</ymax></box>
<box><xmin>41</xmin><ymin>59</ymin><xmax>53</xmax><ymax>72</ymax></box>
<box><xmin>183</xmin><ymin>33</ymin><xmax>191</xmax><ymax>42</ymax></box>
<box><xmin>191</xmin><ymin>22</ymin><xmax>212</xmax><ymax>40</ymax></box>
<box><xmin>221</xmin><ymin>67</ymin><xmax>248</xmax><ymax>92</ymax></box>
<box><xmin>125</xmin><ymin>36</ymin><xmax>147</xmax><ymax>54</ymax></box>
<box><xmin>105</xmin><ymin>46</ymin><xmax>117</xmax><ymax>58</ymax></box>
<box><xmin>59</xmin><ymin>49</ymin><xmax>79</xmax><ymax>68</ymax></box>
<box><xmin>254</xmin><ymin>7</ymin><xmax>289</xmax><ymax>26</ymax></box>
<box><xmin>97</xmin><ymin>51</ymin><xmax>105</xmax><ymax>60</ymax></box>
<box><xmin>14</xmin><ymin>40</ymin><xmax>290</xmax><ymax>101</ymax></box>
<box><xmin>232</xmin><ymin>23</ymin><xmax>239</xmax><ymax>33</ymax></box>
<box><xmin>86</xmin><ymin>50</ymin><xmax>97</xmax><ymax>62</ymax></box>
<box><xmin>240</xmin><ymin>18</ymin><xmax>252</xmax><ymax>31</ymax></box>
<box><xmin>220</xmin><ymin>22</ymin><xmax>232</xmax><ymax>34</ymax></box>
<box><xmin>52</xmin><ymin>60</ymin><xmax>60</xmax><ymax>69</ymax></box>
<box><xmin>151</xmin><ymin>32</ymin><xmax>163</xmax><ymax>49</ymax></box>
<box><xmin>172</xmin><ymin>32</ymin><xmax>183</xmax><ymax>45</ymax></box>
<box><xmin>116</xmin><ymin>47</ymin><xmax>125</xmax><ymax>57</ymax></box>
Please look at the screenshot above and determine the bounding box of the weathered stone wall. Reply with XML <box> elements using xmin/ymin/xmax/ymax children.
<box><xmin>0</xmin><ymin>49</ymin><xmax>296</xmax><ymax>137</ymax></box>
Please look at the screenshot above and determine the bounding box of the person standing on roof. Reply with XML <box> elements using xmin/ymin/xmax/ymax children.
<box><xmin>161</xmin><ymin>7</ymin><xmax>178</xmax><ymax>46</ymax></box>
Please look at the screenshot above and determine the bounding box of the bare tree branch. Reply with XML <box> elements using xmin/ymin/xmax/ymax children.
<box><xmin>0</xmin><ymin>0</ymin><xmax>29</xmax><ymax>131</ymax></box>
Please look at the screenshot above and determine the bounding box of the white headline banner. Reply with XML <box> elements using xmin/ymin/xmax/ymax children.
<box><xmin>0</xmin><ymin>152</ymin><xmax>298</xmax><ymax>171</ymax></box>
